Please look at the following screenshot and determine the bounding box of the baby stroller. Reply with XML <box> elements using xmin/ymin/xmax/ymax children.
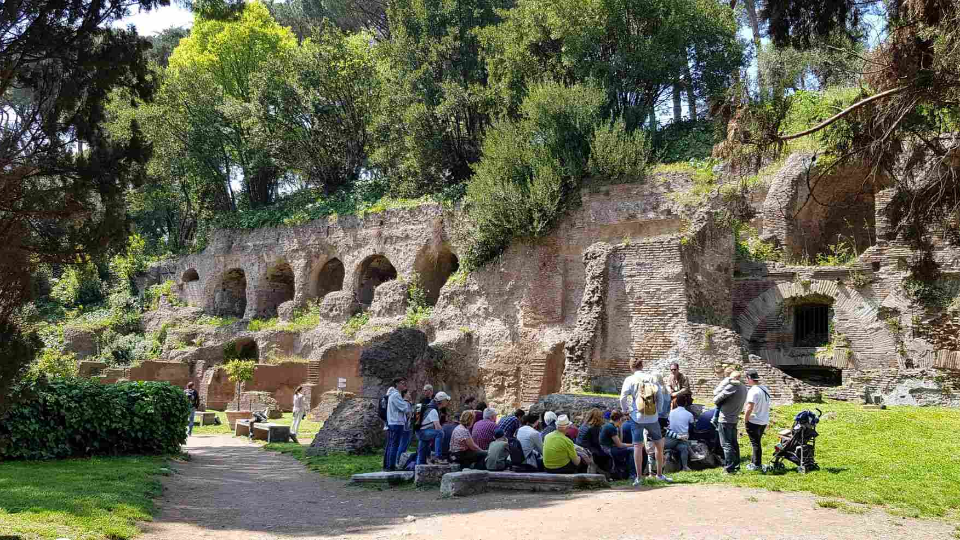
<box><xmin>769</xmin><ymin>408</ymin><xmax>822</xmax><ymax>474</ymax></box>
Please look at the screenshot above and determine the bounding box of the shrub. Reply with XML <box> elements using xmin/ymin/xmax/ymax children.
<box><xmin>650</xmin><ymin>119</ymin><xmax>720</xmax><ymax>163</ymax></box>
<box><xmin>342</xmin><ymin>311</ymin><xmax>369</xmax><ymax>337</ymax></box>
<box><xmin>28</xmin><ymin>349</ymin><xmax>78</xmax><ymax>379</ymax></box>
<box><xmin>50</xmin><ymin>262</ymin><xmax>105</xmax><ymax>308</ymax></box>
<box><xmin>403</xmin><ymin>273</ymin><xmax>432</xmax><ymax>328</ymax></box>
<box><xmin>0</xmin><ymin>379</ymin><xmax>188</xmax><ymax>460</ymax></box>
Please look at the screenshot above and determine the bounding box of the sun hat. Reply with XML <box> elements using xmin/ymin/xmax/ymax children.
<box><xmin>555</xmin><ymin>414</ymin><xmax>571</xmax><ymax>429</ymax></box>
<box><xmin>435</xmin><ymin>391</ymin><xmax>451</xmax><ymax>401</ymax></box>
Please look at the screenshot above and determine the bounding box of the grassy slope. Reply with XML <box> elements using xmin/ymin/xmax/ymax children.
<box><xmin>0</xmin><ymin>455</ymin><xmax>168</xmax><ymax>540</ymax></box>
<box><xmin>659</xmin><ymin>402</ymin><xmax>960</xmax><ymax>520</ymax></box>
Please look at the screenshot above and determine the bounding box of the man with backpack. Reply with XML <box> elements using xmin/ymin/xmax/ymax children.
<box><xmin>620</xmin><ymin>358</ymin><xmax>671</xmax><ymax>485</ymax></box>
<box><xmin>743</xmin><ymin>370</ymin><xmax>771</xmax><ymax>471</ymax></box>
<box><xmin>184</xmin><ymin>382</ymin><xmax>200</xmax><ymax>436</ymax></box>
<box><xmin>381</xmin><ymin>378</ymin><xmax>412</xmax><ymax>471</ymax></box>
<box><xmin>415</xmin><ymin>391</ymin><xmax>450</xmax><ymax>465</ymax></box>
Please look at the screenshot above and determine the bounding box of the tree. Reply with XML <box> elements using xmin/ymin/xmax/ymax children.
<box><xmin>1</xmin><ymin>0</ymin><xmax>170</xmax><ymax>408</ymax></box>
<box><xmin>482</xmin><ymin>0</ymin><xmax>743</xmax><ymax>129</ymax></box>
<box><xmin>164</xmin><ymin>1</ymin><xmax>297</xmax><ymax>209</ymax></box>
<box><xmin>147</xmin><ymin>26</ymin><xmax>191</xmax><ymax>67</ymax></box>
<box><xmin>223</xmin><ymin>359</ymin><xmax>256</xmax><ymax>410</ymax></box>
<box><xmin>251</xmin><ymin>23</ymin><xmax>379</xmax><ymax>193</ymax></box>
<box><xmin>368</xmin><ymin>0</ymin><xmax>510</xmax><ymax>197</ymax></box>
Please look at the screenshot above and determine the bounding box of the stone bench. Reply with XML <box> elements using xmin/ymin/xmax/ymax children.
<box><xmin>485</xmin><ymin>471</ymin><xmax>609</xmax><ymax>492</ymax></box>
<box><xmin>193</xmin><ymin>411</ymin><xmax>217</xmax><ymax>426</ymax></box>
<box><xmin>235</xmin><ymin>419</ymin><xmax>252</xmax><ymax>437</ymax></box>
<box><xmin>415</xmin><ymin>463</ymin><xmax>461</xmax><ymax>487</ymax></box>
<box><xmin>440</xmin><ymin>470</ymin><xmax>488</xmax><ymax>497</ymax></box>
<box><xmin>252</xmin><ymin>423</ymin><xmax>290</xmax><ymax>443</ymax></box>
<box><xmin>350</xmin><ymin>471</ymin><xmax>415</xmax><ymax>485</ymax></box>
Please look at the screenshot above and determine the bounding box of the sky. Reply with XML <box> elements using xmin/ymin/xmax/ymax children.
<box><xmin>117</xmin><ymin>5</ymin><xmax>194</xmax><ymax>35</ymax></box>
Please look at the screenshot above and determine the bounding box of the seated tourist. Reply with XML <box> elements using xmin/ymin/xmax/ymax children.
<box><xmin>600</xmin><ymin>411</ymin><xmax>635</xmax><ymax>478</ymax></box>
<box><xmin>539</xmin><ymin>411</ymin><xmax>558</xmax><ymax>439</ymax></box>
<box><xmin>496</xmin><ymin>408</ymin><xmax>524</xmax><ymax>439</ymax></box>
<box><xmin>471</xmin><ymin>408</ymin><xmax>498</xmax><ymax>450</ymax></box>
<box><xmin>543</xmin><ymin>415</ymin><xmax>588</xmax><ymax>474</ymax></box>
<box><xmin>439</xmin><ymin>416</ymin><xmax>460</xmax><ymax>462</ymax></box>
<box><xmin>563</xmin><ymin>414</ymin><xmax>580</xmax><ymax>441</ymax></box>
<box><xmin>664</xmin><ymin>393</ymin><xmax>695</xmax><ymax>472</ymax></box>
<box><xmin>516</xmin><ymin>413</ymin><xmax>544</xmax><ymax>471</ymax></box>
<box><xmin>485</xmin><ymin>429</ymin><xmax>510</xmax><ymax>471</ymax></box>
<box><xmin>450</xmin><ymin>411</ymin><xmax>488</xmax><ymax>469</ymax></box>
<box><xmin>580</xmin><ymin>408</ymin><xmax>610</xmax><ymax>472</ymax></box>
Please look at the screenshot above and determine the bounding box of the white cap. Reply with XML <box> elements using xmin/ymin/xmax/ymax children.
<box><xmin>434</xmin><ymin>391</ymin><xmax>451</xmax><ymax>402</ymax></box>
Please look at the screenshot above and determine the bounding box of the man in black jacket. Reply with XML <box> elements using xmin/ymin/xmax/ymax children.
<box><xmin>184</xmin><ymin>382</ymin><xmax>200</xmax><ymax>436</ymax></box>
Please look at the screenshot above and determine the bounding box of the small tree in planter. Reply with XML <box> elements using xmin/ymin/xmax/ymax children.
<box><xmin>223</xmin><ymin>360</ymin><xmax>256</xmax><ymax>429</ymax></box>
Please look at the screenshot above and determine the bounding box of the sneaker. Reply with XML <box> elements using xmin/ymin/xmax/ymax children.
<box><xmin>632</xmin><ymin>477</ymin><xmax>643</xmax><ymax>487</ymax></box>
<box><xmin>681</xmin><ymin>467</ymin><xmax>693</xmax><ymax>472</ymax></box>
<box><xmin>656</xmin><ymin>474</ymin><xmax>673</xmax><ymax>483</ymax></box>
<box><xmin>746</xmin><ymin>463</ymin><xmax>758</xmax><ymax>471</ymax></box>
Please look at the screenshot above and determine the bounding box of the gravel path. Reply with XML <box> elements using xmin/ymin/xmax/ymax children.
<box><xmin>138</xmin><ymin>435</ymin><xmax>954</xmax><ymax>540</ymax></box>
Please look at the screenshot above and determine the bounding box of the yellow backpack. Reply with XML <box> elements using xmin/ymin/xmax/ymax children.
<box><xmin>640</xmin><ymin>382</ymin><xmax>658</xmax><ymax>416</ymax></box>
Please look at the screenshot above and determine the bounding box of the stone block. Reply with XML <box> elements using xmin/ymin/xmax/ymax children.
<box><xmin>63</xmin><ymin>325</ymin><xmax>98</xmax><ymax>360</ymax></box>
<box><xmin>318</xmin><ymin>291</ymin><xmax>360</xmax><ymax>323</ymax></box>
<box><xmin>485</xmin><ymin>471</ymin><xmax>609</xmax><ymax>492</ymax></box>
<box><xmin>252</xmin><ymin>423</ymin><xmax>291</xmax><ymax>443</ymax></box>
<box><xmin>415</xmin><ymin>463</ymin><xmax>461</xmax><ymax>487</ymax></box>
<box><xmin>235</xmin><ymin>419</ymin><xmax>251</xmax><ymax>437</ymax></box>
<box><xmin>266</xmin><ymin>407</ymin><xmax>283</xmax><ymax>419</ymax></box>
<box><xmin>350</xmin><ymin>471</ymin><xmax>414</xmax><ymax>485</ymax></box>
<box><xmin>439</xmin><ymin>470</ymin><xmax>489</xmax><ymax>498</ymax></box>
<box><xmin>277</xmin><ymin>300</ymin><xmax>296</xmax><ymax>322</ymax></box>
<box><xmin>370</xmin><ymin>280</ymin><xmax>408</xmax><ymax>317</ymax></box>
<box><xmin>193</xmin><ymin>411</ymin><xmax>217</xmax><ymax>426</ymax></box>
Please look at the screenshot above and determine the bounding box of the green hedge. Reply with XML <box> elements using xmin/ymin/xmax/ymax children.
<box><xmin>0</xmin><ymin>379</ymin><xmax>189</xmax><ymax>460</ymax></box>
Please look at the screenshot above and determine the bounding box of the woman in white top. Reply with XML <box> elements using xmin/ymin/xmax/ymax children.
<box><xmin>291</xmin><ymin>386</ymin><xmax>307</xmax><ymax>436</ymax></box>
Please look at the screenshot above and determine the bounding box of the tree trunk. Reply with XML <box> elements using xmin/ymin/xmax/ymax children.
<box><xmin>648</xmin><ymin>105</ymin><xmax>657</xmax><ymax>131</ymax></box>
<box><xmin>744</xmin><ymin>0</ymin><xmax>763</xmax><ymax>93</ymax></box>
<box><xmin>684</xmin><ymin>62</ymin><xmax>697</xmax><ymax>120</ymax></box>
<box><xmin>673</xmin><ymin>84</ymin><xmax>683</xmax><ymax>123</ymax></box>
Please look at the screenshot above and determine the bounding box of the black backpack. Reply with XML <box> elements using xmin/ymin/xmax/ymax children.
<box><xmin>378</xmin><ymin>394</ymin><xmax>389</xmax><ymax>423</ymax></box>
<box><xmin>413</xmin><ymin>402</ymin><xmax>437</xmax><ymax>432</ymax></box>
<box><xmin>507</xmin><ymin>437</ymin><xmax>526</xmax><ymax>466</ymax></box>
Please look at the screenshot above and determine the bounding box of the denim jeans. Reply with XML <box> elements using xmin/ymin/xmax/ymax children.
<box><xmin>603</xmin><ymin>445</ymin><xmax>635</xmax><ymax>477</ymax></box>
<box><xmin>383</xmin><ymin>425</ymin><xmax>405</xmax><ymax>470</ymax></box>
<box><xmin>718</xmin><ymin>422</ymin><xmax>740</xmax><ymax>472</ymax></box>
<box><xmin>187</xmin><ymin>407</ymin><xmax>195</xmax><ymax>436</ymax></box>
<box><xmin>396</xmin><ymin>429</ymin><xmax>413</xmax><ymax>468</ymax></box>
<box><xmin>416</xmin><ymin>428</ymin><xmax>443</xmax><ymax>465</ymax></box>
<box><xmin>663</xmin><ymin>437</ymin><xmax>690</xmax><ymax>469</ymax></box>
<box><xmin>745</xmin><ymin>422</ymin><xmax>767</xmax><ymax>467</ymax></box>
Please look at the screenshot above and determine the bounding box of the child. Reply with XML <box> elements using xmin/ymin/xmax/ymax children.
<box><xmin>711</xmin><ymin>366</ymin><xmax>736</xmax><ymax>428</ymax></box>
<box><xmin>485</xmin><ymin>429</ymin><xmax>510</xmax><ymax>471</ymax></box>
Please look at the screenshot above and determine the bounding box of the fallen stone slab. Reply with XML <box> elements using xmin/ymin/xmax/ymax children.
<box><xmin>415</xmin><ymin>463</ymin><xmax>461</xmax><ymax>487</ymax></box>
<box><xmin>440</xmin><ymin>470</ymin><xmax>489</xmax><ymax>498</ymax></box>
<box><xmin>252</xmin><ymin>423</ymin><xmax>291</xmax><ymax>443</ymax></box>
<box><xmin>485</xmin><ymin>471</ymin><xmax>609</xmax><ymax>492</ymax></box>
<box><xmin>350</xmin><ymin>471</ymin><xmax>414</xmax><ymax>485</ymax></box>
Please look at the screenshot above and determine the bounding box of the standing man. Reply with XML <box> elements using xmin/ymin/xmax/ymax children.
<box><xmin>743</xmin><ymin>370</ymin><xmax>771</xmax><ymax>471</ymax></box>
<box><xmin>184</xmin><ymin>382</ymin><xmax>200</xmax><ymax>437</ymax></box>
<box><xmin>668</xmin><ymin>362</ymin><xmax>691</xmax><ymax>409</ymax></box>
<box><xmin>714</xmin><ymin>370</ymin><xmax>748</xmax><ymax>474</ymax></box>
<box><xmin>383</xmin><ymin>378</ymin><xmax>412</xmax><ymax>471</ymax></box>
<box><xmin>620</xmin><ymin>358</ymin><xmax>671</xmax><ymax>485</ymax></box>
<box><xmin>420</xmin><ymin>384</ymin><xmax>434</xmax><ymax>406</ymax></box>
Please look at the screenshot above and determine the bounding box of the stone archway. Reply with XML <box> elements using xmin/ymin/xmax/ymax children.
<box><xmin>258</xmin><ymin>260</ymin><xmax>295</xmax><ymax>317</ymax></box>
<box><xmin>356</xmin><ymin>254</ymin><xmax>397</xmax><ymax>306</ymax></box>
<box><xmin>311</xmin><ymin>257</ymin><xmax>345</xmax><ymax>301</ymax></box>
<box><xmin>413</xmin><ymin>244</ymin><xmax>460</xmax><ymax>306</ymax></box>
<box><xmin>213</xmin><ymin>268</ymin><xmax>247</xmax><ymax>318</ymax></box>
<box><xmin>182</xmin><ymin>268</ymin><xmax>199</xmax><ymax>283</ymax></box>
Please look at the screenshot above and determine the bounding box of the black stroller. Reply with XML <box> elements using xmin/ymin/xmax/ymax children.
<box><xmin>769</xmin><ymin>408</ymin><xmax>822</xmax><ymax>474</ymax></box>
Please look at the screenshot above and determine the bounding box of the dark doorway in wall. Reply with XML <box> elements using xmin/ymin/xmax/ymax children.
<box><xmin>215</xmin><ymin>268</ymin><xmax>247</xmax><ymax>317</ymax></box>
<box><xmin>260</xmin><ymin>261</ymin><xmax>295</xmax><ymax>317</ymax></box>
<box><xmin>182</xmin><ymin>268</ymin><xmax>200</xmax><ymax>283</ymax></box>
<box><xmin>315</xmin><ymin>257</ymin><xmax>345</xmax><ymax>300</ymax></box>
<box><xmin>779</xmin><ymin>365</ymin><xmax>842</xmax><ymax>387</ymax></box>
<box><xmin>226</xmin><ymin>338</ymin><xmax>259</xmax><ymax>361</ymax></box>
<box><xmin>795</xmin><ymin>304</ymin><xmax>829</xmax><ymax>347</ymax></box>
<box><xmin>414</xmin><ymin>245</ymin><xmax>460</xmax><ymax>306</ymax></box>
<box><xmin>357</xmin><ymin>255</ymin><xmax>398</xmax><ymax>305</ymax></box>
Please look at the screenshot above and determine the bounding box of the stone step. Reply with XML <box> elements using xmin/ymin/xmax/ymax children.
<box><xmin>349</xmin><ymin>471</ymin><xmax>414</xmax><ymax>485</ymax></box>
<box><xmin>485</xmin><ymin>471</ymin><xmax>609</xmax><ymax>492</ymax></box>
<box><xmin>440</xmin><ymin>470</ymin><xmax>489</xmax><ymax>498</ymax></box>
<box><xmin>415</xmin><ymin>463</ymin><xmax>461</xmax><ymax>487</ymax></box>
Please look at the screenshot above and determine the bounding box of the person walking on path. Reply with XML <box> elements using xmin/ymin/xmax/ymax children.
<box><xmin>714</xmin><ymin>370</ymin><xmax>748</xmax><ymax>474</ymax></box>
<box><xmin>184</xmin><ymin>382</ymin><xmax>200</xmax><ymax>436</ymax></box>
<box><xmin>383</xmin><ymin>378</ymin><xmax>412</xmax><ymax>471</ymax></box>
<box><xmin>291</xmin><ymin>386</ymin><xmax>307</xmax><ymax>439</ymax></box>
<box><xmin>620</xmin><ymin>358</ymin><xmax>671</xmax><ymax>485</ymax></box>
<box><xmin>668</xmin><ymin>362</ymin><xmax>691</xmax><ymax>409</ymax></box>
<box><xmin>743</xmin><ymin>370</ymin><xmax>771</xmax><ymax>471</ymax></box>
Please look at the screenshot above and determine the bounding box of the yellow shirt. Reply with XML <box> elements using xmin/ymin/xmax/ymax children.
<box><xmin>543</xmin><ymin>430</ymin><xmax>577</xmax><ymax>469</ymax></box>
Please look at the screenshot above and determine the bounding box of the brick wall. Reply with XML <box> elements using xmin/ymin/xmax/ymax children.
<box><xmin>247</xmin><ymin>362</ymin><xmax>309</xmax><ymax>411</ymax></box>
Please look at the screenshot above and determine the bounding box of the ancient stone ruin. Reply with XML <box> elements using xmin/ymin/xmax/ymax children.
<box><xmin>75</xmin><ymin>152</ymin><xmax>960</xmax><ymax>447</ymax></box>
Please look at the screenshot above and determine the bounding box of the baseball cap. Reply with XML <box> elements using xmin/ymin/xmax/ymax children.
<box><xmin>746</xmin><ymin>370</ymin><xmax>760</xmax><ymax>380</ymax></box>
<box><xmin>435</xmin><ymin>391</ymin><xmax>451</xmax><ymax>401</ymax></box>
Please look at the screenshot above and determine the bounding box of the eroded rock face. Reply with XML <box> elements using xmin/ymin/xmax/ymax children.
<box><xmin>528</xmin><ymin>393</ymin><xmax>620</xmax><ymax>423</ymax></box>
<box><xmin>306</xmin><ymin>397</ymin><xmax>385</xmax><ymax>456</ymax></box>
<box><xmin>277</xmin><ymin>300</ymin><xmax>296</xmax><ymax>322</ymax></box>
<box><xmin>318</xmin><ymin>291</ymin><xmax>360</xmax><ymax>323</ymax></box>
<box><xmin>63</xmin><ymin>326</ymin><xmax>97</xmax><ymax>359</ymax></box>
<box><xmin>370</xmin><ymin>280</ymin><xmax>408</xmax><ymax>318</ymax></box>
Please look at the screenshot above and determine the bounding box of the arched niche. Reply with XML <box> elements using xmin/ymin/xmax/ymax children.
<box><xmin>413</xmin><ymin>244</ymin><xmax>460</xmax><ymax>306</ymax></box>
<box><xmin>258</xmin><ymin>260</ymin><xmax>295</xmax><ymax>317</ymax></box>
<box><xmin>182</xmin><ymin>268</ymin><xmax>200</xmax><ymax>283</ymax></box>
<box><xmin>214</xmin><ymin>268</ymin><xmax>247</xmax><ymax>317</ymax></box>
<box><xmin>356</xmin><ymin>254</ymin><xmax>398</xmax><ymax>306</ymax></box>
<box><xmin>312</xmin><ymin>257</ymin><xmax>345</xmax><ymax>300</ymax></box>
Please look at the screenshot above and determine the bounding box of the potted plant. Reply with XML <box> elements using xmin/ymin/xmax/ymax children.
<box><xmin>223</xmin><ymin>359</ymin><xmax>256</xmax><ymax>430</ymax></box>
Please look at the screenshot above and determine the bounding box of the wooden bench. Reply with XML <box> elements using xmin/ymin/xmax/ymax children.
<box><xmin>484</xmin><ymin>471</ymin><xmax>609</xmax><ymax>492</ymax></box>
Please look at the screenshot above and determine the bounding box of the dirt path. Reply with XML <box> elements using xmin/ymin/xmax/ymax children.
<box><xmin>139</xmin><ymin>435</ymin><xmax>953</xmax><ymax>540</ymax></box>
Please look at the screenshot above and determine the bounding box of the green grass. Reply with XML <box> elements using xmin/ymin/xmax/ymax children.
<box><xmin>191</xmin><ymin>411</ymin><xmax>323</xmax><ymax>440</ymax></box>
<box><xmin>656</xmin><ymin>402</ymin><xmax>960</xmax><ymax>521</ymax></box>
<box><xmin>261</xmin><ymin>443</ymin><xmax>383</xmax><ymax>478</ymax></box>
<box><xmin>0</xmin><ymin>455</ymin><xmax>169</xmax><ymax>540</ymax></box>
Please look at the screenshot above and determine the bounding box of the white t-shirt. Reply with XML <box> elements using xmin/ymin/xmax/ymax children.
<box><xmin>668</xmin><ymin>407</ymin><xmax>695</xmax><ymax>437</ymax></box>
<box><xmin>421</xmin><ymin>407</ymin><xmax>439</xmax><ymax>427</ymax></box>
<box><xmin>746</xmin><ymin>385</ymin><xmax>771</xmax><ymax>425</ymax></box>
<box><xmin>517</xmin><ymin>425</ymin><xmax>543</xmax><ymax>467</ymax></box>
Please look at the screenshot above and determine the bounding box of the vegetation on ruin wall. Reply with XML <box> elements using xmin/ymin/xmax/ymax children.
<box><xmin>0</xmin><ymin>454</ymin><xmax>169</xmax><ymax>540</ymax></box>
<box><xmin>625</xmin><ymin>401</ymin><xmax>960</xmax><ymax>521</ymax></box>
